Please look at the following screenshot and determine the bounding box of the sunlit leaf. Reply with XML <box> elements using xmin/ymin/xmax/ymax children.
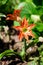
<box><xmin>20</xmin><ymin>2</ymin><xmax>37</xmax><ymax>19</ymax></box>
<box><xmin>13</xmin><ymin>21</ymin><xmax>20</xmax><ymax>26</ymax></box>
<box><xmin>28</xmin><ymin>61</ymin><xmax>37</xmax><ymax>65</ymax></box>
<box><xmin>0</xmin><ymin>0</ymin><xmax>7</xmax><ymax>6</ymax></box>
<box><xmin>0</xmin><ymin>13</ymin><xmax>6</xmax><ymax>17</ymax></box>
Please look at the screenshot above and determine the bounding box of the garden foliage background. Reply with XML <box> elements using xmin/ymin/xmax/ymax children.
<box><xmin>0</xmin><ymin>0</ymin><xmax>43</xmax><ymax>65</ymax></box>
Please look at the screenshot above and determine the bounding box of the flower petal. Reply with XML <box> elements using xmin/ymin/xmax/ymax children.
<box><xmin>13</xmin><ymin>10</ymin><xmax>21</xmax><ymax>16</ymax></box>
<box><xmin>27</xmin><ymin>30</ymin><xmax>35</xmax><ymax>38</ymax></box>
<box><xmin>28</xmin><ymin>24</ymin><xmax>35</xmax><ymax>30</ymax></box>
<box><xmin>6</xmin><ymin>14</ymin><xmax>15</xmax><ymax>20</ymax></box>
<box><xmin>21</xmin><ymin>18</ymin><xmax>28</xmax><ymax>27</ymax></box>
<box><xmin>12</xmin><ymin>26</ymin><xmax>22</xmax><ymax>31</ymax></box>
<box><xmin>19</xmin><ymin>32</ymin><xmax>23</xmax><ymax>41</ymax></box>
<box><xmin>24</xmin><ymin>34</ymin><xmax>28</xmax><ymax>41</ymax></box>
<box><xmin>6</xmin><ymin>9</ymin><xmax>21</xmax><ymax>21</ymax></box>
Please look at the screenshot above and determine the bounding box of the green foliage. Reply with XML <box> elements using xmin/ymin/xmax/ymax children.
<box><xmin>20</xmin><ymin>2</ymin><xmax>37</xmax><ymax>19</ymax></box>
<box><xmin>40</xmin><ymin>15</ymin><xmax>43</xmax><ymax>21</ymax></box>
<box><xmin>33</xmin><ymin>0</ymin><xmax>42</xmax><ymax>6</ymax></box>
<box><xmin>40</xmin><ymin>62</ymin><xmax>43</xmax><ymax>65</ymax></box>
<box><xmin>0</xmin><ymin>0</ymin><xmax>7</xmax><ymax>6</ymax></box>
<box><xmin>20</xmin><ymin>0</ymin><xmax>26</xmax><ymax>2</ymax></box>
<box><xmin>19</xmin><ymin>47</ymin><xmax>25</xmax><ymax>60</ymax></box>
<box><xmin>37</xmin><ymin>6</ymin><xmax>43</xmax><ymax>15</ymax></box>
<box><xmin>13</xmin><ymin>21</ymin><xmax>20</xmax><ymax>26</ymax></box>
<box><xmin>0</xmin><ymin>50</ymin><xmax>14</xmax><ymax>59</ymax></box>
<box><xmin>32</xmin><ymin>22</ymin><xmax>43</xmax><ymax>38</ymax></box>
<box><xmin>0</xmin><ymin>13</ymin><xmax>6</xmax><ymax>17</ymax></box>
<box><xmin>0</xmin><ymin>0</ymin><xmax>43</xmax><ymax>64</ymax></box>
<box><xmin>0</xmin><ymin>0</ymin><xmax>18</xmax><ymax>14</ymax></box>
<box><xmin>35</xmin><ymin>23</ymin><xmax>43</xmax><ymax>32</ymax></box>
<box><xmin>16</xmin><ymin>2</ymin><xmax>26</xmax><ymax>9</ymax></box>
<box><xmin>38</xmin><ymin>44</ymin><xmax>43</xmax><ymax>57</ymax></box>
<box><xmin>26</xmin><ymin>0</ymin><xmax>32</xmax><ymax>2</ymax></box>
<box><xmin>28</xmin><ymin>61</ymin><xmax>37</xmax><ymax>65</ymax></box>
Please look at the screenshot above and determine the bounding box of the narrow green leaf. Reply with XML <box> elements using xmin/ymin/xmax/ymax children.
<box><xmin>0</xmin><ymin>50</ymin><xmax>14</xmax><ymax>59</ymax></box>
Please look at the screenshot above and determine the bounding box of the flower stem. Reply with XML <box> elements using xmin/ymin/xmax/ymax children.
<box><xmin>24</xmin><ymin>38</ymin><xmax>26</xmax><ymax>52</ymax></box>
<box><xmin>23</xmin><ymin>38</ymin><xmax>26</xmax><ymax>60</ymax></box>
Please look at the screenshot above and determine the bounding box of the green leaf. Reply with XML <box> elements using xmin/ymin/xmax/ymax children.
<box><xmin>41</xmin><ymin>57</ymin><xmax>43</xmax><ymax>62</ymax></box>
<box><xmin>40</xmin><ymin>52</ymin><xmax>43</xmax><ymax>56</ymax></box>
<box><xmin>13</xmin><ymin>21</ymin><xmax>20</xmax><ymax>26</ymax></box>
<box><xmin>0</xmin><ymin>13</ymin><xmax>6</xmax><ymax>17</ymax></box>
<box><xmin>17</xmin><ymin>2</ymin><xmax>26</xmax><ymax>9</ymax></box>
<box><xmin>20</xmin><ymin>0</ymin><xmax>26</xmax><ymax>2</ymax></box>
<box><xmin>20</xmin><ymin>2</ymin><xmax>37</xmax><ymax>19</ymax></box>
<box><xmin>32</xmin><ymin>29</ymin><xmax>40</xmax><ymax>38</ymax></box>
<box><xmin>37</xmin><ymin>6</ymin><xmax>43</xmax><ymax>15</ymax></box>
<box><xmin>32</xmin><ymin>22</ymin><xmax>43</xmax><ymax>38</ymax></box>
<box><xmin>0</xmin><ymin>50</ymin><xmax>14</xmax><ymax>59</ymax></box>
<box><xmin>33</xmin><ymin>22</ymin><xmax>43</xmax><ymax>33</ymax></box>
<box><xmin>40</xmin><ymin>14</ymin><xmax>43</xmax><ymax>21</ymax></box>
<box><xmin>35</xmin><ymin>23</ymin><xmax>43</xmax><ymax>32</ymax></box>
<box><xmin>19</xmin><ymin>47</ymin><xmax>25</xmax><ymax>61</ymax></box>
<box><xmin>0</xmin><ymin>0</ymin><xmax>16</xmax><ymax>14</ymax></box>
<box><xmin>26</xmin><ymin>0</ymin><xmax>32</xmax><ymax>2</ymax></box>
<box><xmin>28</xmin><ymin>61</ymin><xmax>37</xmax><ymax>65</ymax></box>
<box><xmin>40</xmin><ymin>61</ymin><xmax>43</xmax><ymax>65</ymax></box>
<box><xmin>20</xmin><ymin>47</ymin><xmax>25</xmax><ymax>57</ymax></box>
<box><xmin>0</xmin><ymin>0</ymin><xmax>7</xmax><ymax>6</ymax></box>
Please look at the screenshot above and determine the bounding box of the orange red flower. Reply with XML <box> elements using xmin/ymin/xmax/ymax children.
<box><xmin>6</xmin><ymin>10</ymin><xmax>21</xmax><ymax>21</ymax></box>
<box><xmin>12</xmin><ymin>18</ymin><xmax>35</xmax><ymax>41</ymax></box>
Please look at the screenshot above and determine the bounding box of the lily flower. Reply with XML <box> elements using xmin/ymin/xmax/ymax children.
<box><xmin>12</xmin><ymin>18</ymin><xmax>35</xmax><ymax>41</ymax></box>
<box><xmin>6</xmin><ymin>10</ymin><xmax>21</xmax><ymax>21</ymax></box>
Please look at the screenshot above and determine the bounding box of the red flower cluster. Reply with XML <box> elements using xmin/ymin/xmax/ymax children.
<box><xmin>6</xmin><ymin>10</ymin><xmax>21</xmax><ymax>21</ymax></box>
